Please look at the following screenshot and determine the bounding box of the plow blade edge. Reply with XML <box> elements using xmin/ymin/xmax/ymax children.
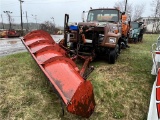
<box><xmin>21</xmin><ymin>30</ymin><xmax>95</xmax><ymax>118</ymax></box>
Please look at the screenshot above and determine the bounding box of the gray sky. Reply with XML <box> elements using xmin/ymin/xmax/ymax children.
<box><xmin>0</xmin><ymin>0</ymin><xmax>153</xmax><ymax>26</ymax></box>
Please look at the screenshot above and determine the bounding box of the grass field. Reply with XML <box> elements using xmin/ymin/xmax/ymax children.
<box><xmin>0</xmin><ymin>34</ymin><xmax>159</xmax><ymax>120</ymax></box>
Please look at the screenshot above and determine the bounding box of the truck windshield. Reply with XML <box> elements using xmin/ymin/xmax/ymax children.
<box><xmin>131</xmin><ymin>22</ymin><xmax>139</xmax><ymax>29</ymax></box>
<box><xmin>87</xmin><ymin>9</ymin><xmax>119</xmax><ymax>22</ymax></box>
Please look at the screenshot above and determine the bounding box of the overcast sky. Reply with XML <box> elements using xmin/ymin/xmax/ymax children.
<box><xmin>0</xmin><ymin>0</ymin><xmax>153</xmax><ymax>26</ymax></box>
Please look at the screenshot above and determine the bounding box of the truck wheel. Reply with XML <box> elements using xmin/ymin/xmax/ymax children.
<box><xmin>140</xmin><ymin>36</ymin><xmax>143</xmax><ymax>42</ymax></box>
<box><xmin>109</xmin><ymin>50</ymin><xmax>116</xmax><ymax>64</ymax></box>
<box><xmin>108</xmin><ymin>45</ymin><xmax>119</xmax><ymax>64</ymax></box>
<box><xmin>138</xmin><ymin>35</ymin><xmax>143</xmax><ymax>42</ymax></box>
<box><xmin>134</xmin><ymin>38</ymin><xmax>138</xmax><ymax>43</ymax></box>
<box><xmin>118</xmin><ymin>42</ymin><xmax>121</xmax><ymax>54</ymax></box>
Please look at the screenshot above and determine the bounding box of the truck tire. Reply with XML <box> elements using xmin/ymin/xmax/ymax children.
<box><xmin>139</xmin><ymin>36</ymin><xmax>143</xmax><ymax>42</ymax></box>
<box><xmin>108</xmin><ymin>44</ymin><xmax>119</xmax><ymax>64</ymax></box>
<box><xmin>109</xmin><ymin>49</ymin><xmax>116</xmax><ymax>64</ymax></box>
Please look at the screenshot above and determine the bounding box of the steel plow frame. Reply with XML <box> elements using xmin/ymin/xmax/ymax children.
<box><xmin>21</xmin><ymin>30</ymin><xmax>95</xmax><ymax>118</ymax></box>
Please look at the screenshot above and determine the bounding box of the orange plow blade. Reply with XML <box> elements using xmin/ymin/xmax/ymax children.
<box><xmin>21</xmin><ymin>30</ymin><xmax>95</xmax><ymax>118</ymax></box>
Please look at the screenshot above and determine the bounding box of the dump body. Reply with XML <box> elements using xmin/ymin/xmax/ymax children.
<box><xmin>21</xmin><ymin>30</ymin><xmax>95</xmax><ymax>118</ymax></box>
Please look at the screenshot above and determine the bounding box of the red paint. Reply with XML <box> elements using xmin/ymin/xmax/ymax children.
<box><xmin>156</xmin><ymin>51</ymin><xmax>160</xmax><ymax>54</ymax></box>
<box><xmin>157</xmin><ymin>69</ymin><xmax>160</xmax><ymax>86</ymax></box>
<box><xmin>21</xmin><ymin>30</ymin><xmax>95</xmax><ymax>118</ymax></box>
<box><xmin>80</xmin><ymin>57</ymin><xmax>92</xmax><ymax>76</ymax></box>
<box><xmin>157</xmin><ymin>103</ymin><xmax>160</xmax><ymax>118</ymax></box>
<box><xmin>156</xmin><ymin>88</ymin><xmax>160</xmax><ymax>101</ymax></box>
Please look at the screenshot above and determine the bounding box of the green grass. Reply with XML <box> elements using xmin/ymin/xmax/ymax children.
<box><xmin>0</xmin><ymin>34</ymin><xmax>159</xmax><ymax>120</ymax></box>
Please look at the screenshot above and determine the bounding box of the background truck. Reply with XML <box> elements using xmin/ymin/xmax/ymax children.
<box><xmin>0</xmin><ymin>29</ymin><xmax>20</xmax><ymax>38</ymax></box>
<box><xmin>129</xmin><ymin>21</ymin><xmax>144</xmax><ymax>43</ymax></box>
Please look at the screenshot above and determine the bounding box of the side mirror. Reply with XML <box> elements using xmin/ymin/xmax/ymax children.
<box><xmin>81</xmin><ymin>11</ymin><xmax>85</xmax><ymax>22</ymax></box>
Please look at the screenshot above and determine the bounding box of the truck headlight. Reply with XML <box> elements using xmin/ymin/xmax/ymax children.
<box><xmin>109</xmin><ymin>37</ymin><xmax>116</xmax><ymax>43</ymax></box>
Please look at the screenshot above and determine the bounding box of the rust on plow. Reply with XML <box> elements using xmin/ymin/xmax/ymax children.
<box><xmin>21</xmin><ymin>30</ymin><xmax>95</xmax><ymax>118</ymax></box>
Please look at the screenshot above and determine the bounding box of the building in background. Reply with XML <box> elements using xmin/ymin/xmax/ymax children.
<box><xmin>136</xmin><ymin>17</ymin><xmax>160</xmax><ymax>33</ymax></box>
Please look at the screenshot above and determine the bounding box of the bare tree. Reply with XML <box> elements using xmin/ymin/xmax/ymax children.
<box><xmin>114</xmin><ymin>0</ymin><xmax>133</xmax><ymax>16</ymax></box>
<box><xmin>151</xmin><ymin>0</ymin><xmax>160</xmax><ymax>33</ymax></box>
<box><xmin>40</xmin><ymin>21</ymin><xmax>55</xmax><ymax>34</ymax></box>
<box><xmin>114</xmin><ymin>0</ymin><xmax>145</xmax><ymax>21</ymax></box>
<box><xmin>3</xmin><ymin>11</ymin><xmax>12</xmax><ymax>30</ymax></box>
<box><xmin>132</xmin><ymin>4</ymin><xmax>145</xmax><ymax>21</ymax></box>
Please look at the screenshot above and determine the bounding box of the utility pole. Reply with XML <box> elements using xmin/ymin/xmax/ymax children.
<box><xmin>51</xmin><ymin>17</ymin><xmax>55</xmax><ymax>33</ymax></box>
<box><xmin>51</xmin><ymin>17</ymin><xmax>55</xmax><ymax>25</ymax></box>
<box><xmin>125</xmin><ymin>0</ymin><xmax>128</xmax><ymax>12</ymax></box>
<box><xmin>32</xmin><ymin>14</ymin><xmax>38</xmax><ymax>29</ymax></box>
<box><xmin>19</xmin><ymin>0</ymin><xmax>24</xmax><ymax>36</ymax></box>
<box><xmin>26</xmin><ymin>11</ymin><xmax>29</xmax><ymax>31</ymax></box>
<box><xmin>35</xmin><ymin>15</ymin><xmax>38</xmax><ymax>29</ymax></box>
<box><xmin>3</xmin><ymin>11</ymin><xmax>12</xmax><ymax>30</ymax></box>
<box><xmin>1</xmin><ymin>14</ymin><xmax>4</xmax><ymax>29</ymax></box>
